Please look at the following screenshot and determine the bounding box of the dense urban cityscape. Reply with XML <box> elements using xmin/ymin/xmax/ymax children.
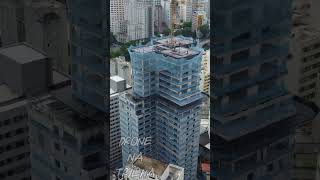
<box><xmin>0</xmin><ymin>0</ymin><xmax>319</xmax><ymax>180</ymax></box>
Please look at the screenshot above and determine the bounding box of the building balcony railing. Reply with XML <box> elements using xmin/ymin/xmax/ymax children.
<box><xmin>213</xmin><ymin>46</ymin><xmax>288</xmax><ymax>75</ymax></box>
<box><xmin>159</xmin><ymin>92</ymin><xmax>202</xmax><ymax>106</ymax></box>
<box><xmin>213</xmin><ymin>14</ymin><xmax>291</xmax><ymax>40</ymax></box>
<box><xmin>162</xmin><ymin>83</ymin><xmax>199</xmax><ymax>93</ymax></box>
<box><xmin>71</xmin><ymin>17</ymin><xmax>103</xmax><ymax>37</ymax></box>
<box><xmin>214</xmin><ymin>86</ymin><xmax>287</xmax><ymax>114</ymax></box>
<box><xmin>213</xmin><ymin>66</ymin><xmax>287</xmax><ymax>96</ymax></box>
<box><xmin>81</xmin><ymin>163</ymin><xmax>108</xmax><ymax>180</ymax></box>
<box><xmin>213</xmin><ymin>26</ymin><xmax>290</xmax><ymax>56</ymax></box>
<box><xmin>73</xmin><ymin>90</ymin><xmax>105</xmax><ymax>112</ymax></box>
<box><xmin>69</xmin><ymin>0</ymin><xmax>103</xmax><ymax>22</ymax></box>
<box><xmin>74</xmin><ymin>56</ymin><xmax>106</xmax><ymax>75</ymax></box>
<box><xmin>71</xmin><ymin>35</ymin><xmax>107</xmax><ymax>58</ymax></box>
<box><xmin>158</xmin><ymin>86</ymin><xmax>199</xmax><ymax>99</ymax></box>
<box><xmin>159</xmin><ymin>76</ymin><xmax>199</xmax><ymax>86</ymax></box>
<box><xmin>213</xmin><ymin>0</ymin><xmax>255</xmax><ymax>11</ymax></box>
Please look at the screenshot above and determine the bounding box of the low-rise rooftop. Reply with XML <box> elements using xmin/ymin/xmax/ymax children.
<box><xmin>131</xmin><ymin>36</ymin><xmax>200</xmax><ymax>59</ymax></box>
<box><xmin>29</xmin><ymin>86</ymin><xmax>104</xmax><ymax>131</ymax></box>
<box><xmin>133</xmin><ymin>156</ymin><xmax>167</xmax><ymax>177</ymax></box>
<box><xmin>0</xmin><ymin>43</ymin><xmax>46</xmax><ymax>64</ymax></box>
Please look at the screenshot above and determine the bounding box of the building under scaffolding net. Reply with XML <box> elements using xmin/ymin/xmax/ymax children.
<box><xmin>120</xmin><ymin>36</ymin><xmax>203</xmax><ymax>180</ymax></box>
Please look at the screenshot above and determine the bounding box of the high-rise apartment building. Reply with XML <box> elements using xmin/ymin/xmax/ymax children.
<box><xmin>212</xmin><ymin>0</ymin><xmax>297</xmax><ymax>179</ymax></box>
<box><xmin>110</xmin><ymin>0</ymin><xmax>126</xmax><ymax>43</ymax></box>
<box><xmin>155</xmin><ymin>0</ymin><xmax>161</xmax><ymax>6</ymax></box>
<box><xmin>185</xmin><ymin>0</ymin><xmax>193</xmax><ymax>22</ymax></box>
<box><xmin>192</xmin><ymin>0</ymin><xmax>206</xmax><ymax>13</ymax></box>
<box><xmin>192</xmin><ymin>10</ymin><xmax>207</xmax><ymax>32</ymax></box>
<box><xmin>67</xmin><ymin>0</ymin><xmax>108</xmax><ymax>112</ymax></box>
<box><xmin>28</xmin><ymin>87</ymin><xmax>108</xmax><ymax>180</ymax></box>
<box><xmin>28</xmin><ymin>1</ymin><xmax>109</xmax><ymax>180</ymax></box>
<box><xmin>110</xmin><ymin>76</ymin><xmax>131</xmax><ymax>169</ymax></box>
<box><xmin>286</xmin><ymin>0</ymin><xmax>320</xmax><ymax>105</ymax></box>
<box><xmin>0</xmin><ymin>0</ymin><xmax>25</xmax><ymax>47</ymax></box>
<box><xmin>286</xmin><ymin>28</ymin><xmax>320</xmax><ymax>103</ymax></box>
<box><xmin>293</xmin><ymin>97</ymin><xmax>320</xmax><ymax>180</ymax></box>
<box><xmin>200</xmin><ymin>50</ymin><xmax>210</xmax><ymax>94</ymax></box>
<box><xmin>162</xmin><ymin>0</ymin><xmax>173</xmax><ymax>28</ymax></box>
<box><xmin>162</xmin><ymin>0</ymin><xmax>193</xmax><ymax>29</ymax></box>
<box><xmin>119</xmin><ymin>36</ymin><xmax>203</xmax><ymax>180</ymax></box>
<box><xmin>24</xmin><ymin>0</ymin><xmax>71</xmax><ymax>74</ymax></box>
<box><xmin>287</xmin><ymin>1</ymin><xmax>320</xmax><ymax>179</ymax></box>
<box><xmin>124</xmin><ymin>0</ymin><xmax>155</xmax><ymax>41</ymax></box>
<box><xmin>154</xmin><ymin>4</ymin><xmax>164</xmax><ymax>33</ymax></box>
<box><xmin>0</xmin><ymin>43</ymin><xmax>51</xmax><ymax>180</ymax></box>
<box><xmin>110</xmin><ymin>56</ymin><xmax>132</xmax><ymax>86</ymax></box>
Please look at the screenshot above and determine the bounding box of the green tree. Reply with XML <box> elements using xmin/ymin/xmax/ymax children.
<box><xmin>182</xmin><ymin>21</ymin><xmax>192</xmax><ymax>28</ymax></box>
<box><xmin>163</xmin><ymin>28</ymin><xmax>171</xmax><ymax>36</ymax></box>
<box><xmin>155</xmin><ymin>31</ymin><xmax>161</xmax><ymax>37</ymax></box>
<box><xmin>111</xmin><ymin>50</ymin><xmax>121</xmax><ymax>58</ymax></box>
<box><xmin>110</xmin><ymin>33</ymin><xmax>117</xmax><ymax>44</ymax></box>
<box><xmin>199</xmin><ymin>24</ymin><xmax>210</xmax><ymax>38</ymax></box>
<box><xmin>181</xmin><ymin>27</ymin><xmax>192</xmax><ymax>37</ymax></box>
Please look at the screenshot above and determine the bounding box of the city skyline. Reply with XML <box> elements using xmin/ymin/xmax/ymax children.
<box><xmin>1</xmin><ymin>0</ymin><xmax>320</xmax><ymax>180</ymax></box>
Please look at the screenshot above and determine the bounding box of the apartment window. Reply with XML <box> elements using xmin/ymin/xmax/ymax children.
<box><xmin>231</xmin><ymin>49</ymin><xmax>250</xmax><ymax>63</ymax></box>
<box><xmin>230</xmin><ymin>70</ymin><xmax>248</xmax><ymax>83</ymax></box>
<box><xmin>232</xmin><ymin>32</ymin><xmax>251</xmax><ymax>43</ymax></box>
<box><xmin>247</xmin><ymin>172</ymin><xmax>254</xmax><ymax>180</ymax></box>
<box><xmin>267</xmin><ymin>163</ymin><xmax>274</xmax><ymax>172</ymax></box>
<box><xmin>15</xmin><ymin>128</ymin><xmax>24</xmax><ymax>135</ymax></box>
<box><xmin>279</xmin><ymin>159</ymin><xmax>283</xmax><ymax>169</ymax></box>
<box><xmin>4</xmin><ymin>119</ymin><xmax>10</xmax><ymax>125</ymax></box>
<box><xmin>16</xmin><ymin>153</ymin><xmax>26</xmax><ymax>160</ymax></box>
<box><xmin>299</xmin><ymin>83</ymin><xmax>316</xmax><ymax>92</ymax></box>
<box><xmin>38</xmin><ymin>133</ymin><xmax>45</xmax><ymax>150</ymax></box>
<box><xmin>303</xmin><ymin>92</ymin><xmax>316</xmax><ymax>100</ymax></box>
<box><xmin>55</xmin><ymin>160</ymin><xmax>61</xmax><ymax>168</ymax></box>
<box><xmin>229</xmin><ymin>88</ymin><xmax>247</xmax><ymax>102</ymax></box>
<box><xmin>15</xmin><ymin>140</ymin><xmax>25</xmax><ymax>148</ymax></box>
<box><xmin>213</xmin><ymin>56</ymin><xmax>224</xmax><ymax>65</ymax></box>
<box><xmin>54</xmin><ymin>143</ymin><xmax>61</xmax><ymax>151</ymax></box>
<box><xmin>232</xmin><ymin>8</ymin><xmax>252</xmax><ymax>26</ymax></box>
<box><xmin>299</xmin><ymin>73</ymin><xmax>317</xmax><ymax>83</ymax></box>
<box><xmin>53</xmin><ymin>126</ymin><xmax>59</xmax><ymax>135</ymax></box>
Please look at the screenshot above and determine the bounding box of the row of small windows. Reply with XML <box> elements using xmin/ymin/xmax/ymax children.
<box><xmin>246</xmin><ymin>160</ymin><xmax>283</xmax><ymax>180</ymax></box>
<box><xmin>0</xmin><ymin>139</ymin><xmax>27</xmax><ymax>154</ymax></box>
<box><xmin>302</xmin><ymin>92</ymin><xmax>316</xmax><ymax>100</ymax></box>
<box><xmin>0</xmin><ymin>127</ymin><xmax>27</xmax><ymax>141</ymax></box>
<box><xmin>0</xmin><ymin>163</ymin><xmax>30</xmax><ymax>179</ymax></box>
<box><xmin>0</xmin><ymin>152</ymin><xmax>29</xmax><ymax>168</ymax></box>
<box><xmin>0</xmin><ymin>114</ymin><xmax>27</xmax><ymax>127</ymax></box>
<box><xmin>302</xmin><ymin>52</ymin><xmax>320</xmax><ymax>63</ymax></box>
<box><xmin>299</xmin><ymin>73</ymin><xmax>317</xmax><ymax>83</ymax></box>
<box><xmin>300</xmin><ymin>62</ymin><xmax>320</xmax><ymax>73</ymax></box>
<box><xmin>303</xmin><ymin>43</ymin><xmax>320</xmax><ymax>53</ymax></box>
<box><xmin>299</xmin><ymin>83</ymin><xmax>316</xmax><ymax>93</ymax></box>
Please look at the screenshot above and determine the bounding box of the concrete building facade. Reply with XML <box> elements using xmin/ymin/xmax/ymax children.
<box><xmin>0</xmin><ymin>43</ymin><xmax>51</xmax><ymax>180</ymax></box>
<box><xmin>28</xmin><ymin>88</ymin><xmax>108</xmax><ymax>180</ymax></box>
<box><xmin>110</xmin><ymin>76</ymin><xmax>131</xmax><ymax>169</ymax></box>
